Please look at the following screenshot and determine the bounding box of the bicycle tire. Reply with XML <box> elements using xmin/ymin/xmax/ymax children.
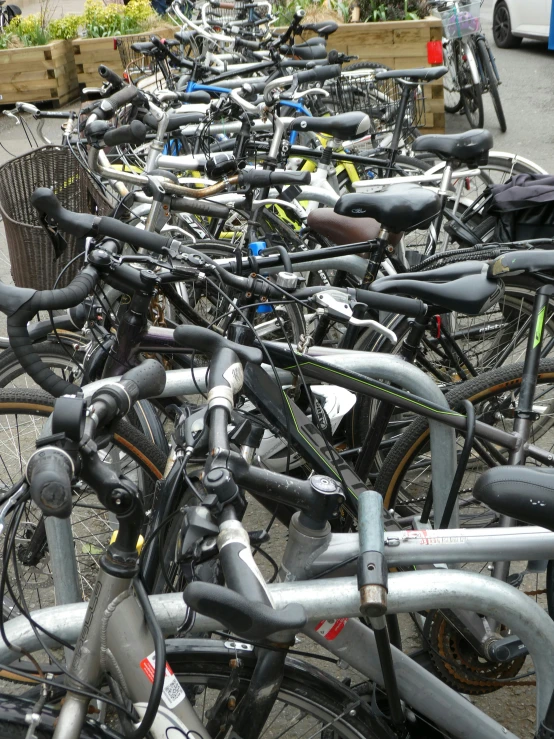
<box><xmin>374</xmin><ymin>357</ymin><xmax>554</xmax><ymax>511</ymax></box>
<box><xmin>456</xmin><ymin>41</ymin><xmax>484</xmax><ymax>129</ymax></box>
<box><xmin>0</xmin><ymin>644</ymin><xmax>398</xmax><ymax>738</ymax></box>
<box><xmin>476</xmin><ymin>37</ymin><xmax>507</xmax><ymax>133</ymax></box>
<box><xmin>443</xmin><ymin>41</ymin><xmax>463</xmax><ymax>114</ymax></box>
<box><xmin>0</xmin><ymin>388</ymin><xmax>166</xmax><ymax>651</ymax></box>
<box><xmin>168</xmin><ymin>642</ymin><xmax>395</xmax><ymax>739</ymax></box>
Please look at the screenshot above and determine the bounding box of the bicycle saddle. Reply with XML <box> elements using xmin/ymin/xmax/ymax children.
<box><xmin>335</xmin><ymin>184</ymin><xmax>440</xmax><ymax>233</ymax></box>
<box><xmin>489</xmin><ymin>250</ymin><xmax>554</xmax><ymax>278</ymax></box>
<box><xmin>474</xmin><ymin>466</ymin><xmax>554</xmax><ymax>531</ymax></box>
<box><xmin>131</xmin><ymin>41</ymin><xmax>156</xmax><ymax>55</ymax></box>
<box><xmin>302</xmin><ymin>20</ymin><xmax>338</xmax><ymax>36</ymax></box>
<box><xmin>370</xmin><ymin>272</ymin><xmax>503</xmax><ymax>316</ymax></box>
<box><xmin>282</xmin><ymin>43</ymin><xmax>327</xmax><ymax>60</ymax></box>
<box><xmin>375</xmin><ymin>66</ymin><xmax>447</xmax><ymax>83</ymax></box>
<box><xmin>307</xmin><ymin>208</ymin><xmax>402</xmax><ymax>246</ymax></box>
<box><xmin>412</xmin><ymin>129</ymin><xmax>493</xmax><ymax>164</ymax></box>
<box><xmin>290</xmin><ymin>112</ymin><xmax>371</xmax><ymax>141</ymax></box>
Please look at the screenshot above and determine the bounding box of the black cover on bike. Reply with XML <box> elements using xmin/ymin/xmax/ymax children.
<box><xmin>291</xmin><ymin>112</ymin><xmax>370</xmax><ymax>140</ymax></box>
<box><xmin>97</xmin><ymin>65</ymin><xmax>126</xmax><ymax>91</ymax></box>
<box><xmin>143</xmin><ymin>111</ymin><xmax>205</xmax><ymax>131</ymax></box>
<box><xmin>238</xmin><ymin>169</ymin><xmax>311</xmax><ymax>187</ymax></box>
<box><xmin>485</xmin><ymin>173</ymin><xmax>554</xmax><ymax>242</ymax></box>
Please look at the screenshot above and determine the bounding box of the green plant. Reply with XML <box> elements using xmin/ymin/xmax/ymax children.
<box><xmin>361</xmin><ymin>0</ymin><xmax>424</xmax><ymax>21</ymax></box>
<box><xmin>7</xmin><ymin>12</ymin><xmax>51</xmax><ymax>46</ymax></box>
<box><xmin>83</xmin><ymin>0</ymin><xmax>158</xmax><ymax>37</ymax></box>
<box><xmin>49</xmin><ymin>13</ymin><xmax>83</xmax><ymax>40</ymax></box>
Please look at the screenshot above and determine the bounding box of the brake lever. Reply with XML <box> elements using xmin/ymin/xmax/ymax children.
<box><xmin>312</xmin><ymin>291</ymin><xmax>397</xmax><ymax>344</ymax></box>
<box><xmin>291</xmin><ymin>87</ymin><xmax>330</xmax><ymax>100</ymax></box>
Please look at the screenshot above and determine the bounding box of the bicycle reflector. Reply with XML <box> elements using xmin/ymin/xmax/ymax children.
<box><xmin>427</xmin><ymin>40</ymin><xmax>443</xmax><ymax>65</ymax></box>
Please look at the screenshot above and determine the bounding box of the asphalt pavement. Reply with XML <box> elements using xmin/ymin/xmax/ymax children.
<box><xmin>449</xmin><ymin>0</ymin><xmax>554</xmax><ymax>172</ymax></box>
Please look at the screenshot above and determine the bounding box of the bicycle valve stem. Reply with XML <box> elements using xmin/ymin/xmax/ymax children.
<box><xmin>357</xmin><ymin>490</ymin><xmax>388</xmax><ymax>618</ymax></box>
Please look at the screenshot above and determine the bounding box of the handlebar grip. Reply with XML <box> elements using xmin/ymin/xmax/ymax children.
<box><xmin>173</xmin><ymin>325</ymin><xmax>263</xmax><ymax>365</ymax></box>
<box><xmin>119</xmin><ymin>360</ymin><xmax>167</xmax><ymax>403</ymax></box>
<box><xmin>7</xmin><ymin>266</ymin><xmax>100</xmax><ymax>397</ymax></box>
<box><xmin>238</xmin><ymin>169</ymin><xmax>311</xmax><ymax>187</ymax></box>
<box><xmin>97</xmin><ymin>65</ymin><xmax>126</xmax><ymax>91</ymax></box>
<box><xmin>355</xmin><ymin>288</ymin><xmax>427</xmax><ymax>319</ymax></box>
<box><xmin>296</xmin><ymin>63</ymin><xmax>341</xmax><ymax>85</ymax></box>
<box><xmin>27</xmin><ymin>447</ymin><xmax>73</xmax><ymax>519</ymax></box>
<box><xmin>91</xmin><ymin>359</ymin><xmax>167</xmax><ymax>424</ymax></box>
<box><xmin>236</xmin><ymin>37</ymin><xmax>261</xmax><ymax>51</ymax></box>
<box><xmin>176</xmin><ymin>90</ymin><xmax>211</xmax><ymax>104</ymax></box>
<box><xmin>184</xmin><ymin>581</ymin><xmax>307</xmax><ymax>640</ymax></box>
<box><xmin>171</xmin><ymin>196</ymin><xmax>230</xmax><ymax>220</ymax></box>
<box><xmin>103</xmin><ymin>120</ymin><xmax>148</xmax><ymax>147</ymax></box>
<box><xmin>93</xmin><ymin>85</ymin><xmax>143</xmax><ymax>120</ymax></box>
<box><xmin>31</xmin><ymin>188</ymin><xmax>174</xmax><ymax>256</ymax></box>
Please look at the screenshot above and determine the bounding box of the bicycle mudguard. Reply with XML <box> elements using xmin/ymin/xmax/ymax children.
<box><xmin>243</xmin><ymin>362</ymin><xmax>366</xmax><ymax>508</ymax></box>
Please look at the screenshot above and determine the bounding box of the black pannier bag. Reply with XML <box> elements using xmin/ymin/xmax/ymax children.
<box><xmin>486</xmin><ymin>173</ymin><xmax>554</xmax><ymax>243</ymax></box>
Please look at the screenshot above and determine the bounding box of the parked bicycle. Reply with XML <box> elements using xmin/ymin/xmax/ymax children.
<box><xmin>432</xmin><ymin>0</ymin><xmax>507</xmax><ymax>132</ymax></box>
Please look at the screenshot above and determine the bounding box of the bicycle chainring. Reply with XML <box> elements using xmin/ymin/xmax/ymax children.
<box><xmin>425</xmin><ymin>610</ymin><xmax>527</xmax><ymax>695</ymax></box>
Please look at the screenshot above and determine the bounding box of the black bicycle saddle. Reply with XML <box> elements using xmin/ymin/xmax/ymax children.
<box><xmin>412</xmin><ymin>129</ymin><xmax>493</xmax><ymax>165</ymax></box>
<box><xmin>371</xmin><ymin>271</ymin><xmax>504</xmax><ymax>316</ymax></box>
<box><xmin>290</xmin><ymin>112</ymin><xmax>370</xmax><ymax>141</ymax></box>
<box><xmin>335</xmin><ymin>184</ymin><xmax>440</xmax><ymax>233</ymax></box>
<box><xmin>474</xmin><ymin>466</ymin><xmax>554</xmax><ymax>531</ymax></box>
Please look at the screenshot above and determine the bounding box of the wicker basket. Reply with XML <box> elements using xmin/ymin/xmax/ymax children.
<box><xmin>0</xmin><ymin>146</ymin><xmax>115</xmax><ymax>290</ymax></box>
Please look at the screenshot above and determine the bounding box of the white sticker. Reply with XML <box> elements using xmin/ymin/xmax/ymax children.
<box><xmin>140</xmin><ymin>652</ymin><xmax>186</xmax><ymax>709</ymax></box>
<box><xmin>314</xmin><ymin>618</ymin><xmax>348</xmax><ymax>640</ymax></box>
<box><xmin>223</xmin><ymin>362</ymin><xmax>244</xmax><ymax>394</ymax></box>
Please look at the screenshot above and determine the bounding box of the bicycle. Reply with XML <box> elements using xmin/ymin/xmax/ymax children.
<box><xmin>432</xmin><ymin>0</ymin><xmax>507</xmax><ymax>132</ymax></box>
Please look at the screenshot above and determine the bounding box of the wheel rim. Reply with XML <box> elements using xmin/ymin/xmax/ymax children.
<box><xmin>494</xmin><ymin>6</ymin><xmax>510</xmax><ymax>44</ymax></box>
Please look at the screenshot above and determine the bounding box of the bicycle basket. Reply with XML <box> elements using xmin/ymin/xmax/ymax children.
<box><xmin>0</xmin><ymin>145</ymin><xmax>116</xmax><ymax>290</ymax></box>
<box><xmin>326</xmin><ymin>71</ymin><xmax>426</xmax><ymax>141</ymax></box>
<box><xmin>439</xmin><ymin>1</ymin><xmax>480</xmax><ymax>39</ymax></box>
<box><xmin>116</xmin><ymin>33</ymin><xmax>159</xmax><ymax>83</ymax></box>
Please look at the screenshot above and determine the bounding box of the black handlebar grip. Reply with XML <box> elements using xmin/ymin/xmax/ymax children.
<box><xmin>27</xmin><ymin>447</ymin><xmax>73</xmax><ymax>519</ymax></box>
<box><xmin>93</xmin><ymin>85</ymin><xmax>143</xmax><ymax>120</ymax></box>
<box><xmin>31</xmin><ymin>188</ymin><xmax>175</xmax><ymax>256</ymax></box>
<box><xmin>7</xmin><ymin>266</ymin><xmax>99</xmax><ymax>397</ymax></box>
<box><xmin>355</xmin><ymin>288</ymin><xmax>427</xmax><ymax>319</ymax></box>
<box><xmin>103</xmin><ymin>120</ymin><xmax>148</xmax><ymax>147</ymax></box>
<box><xmin>97</xmin><ymin>65</ymin><xmax>126</xmax><ymax>91</ymax></box>
<box><xmin>119</xmin><ymin>359</ymin><xmax>167</xmax><ymax>403</ymax></box>
<box><xmin>171</xmin><ymin>196</ymin><xmax>230</xmax><ymax>220</ymax></box>
<box><xmin>238</xmin><ymin>169</ymin><xmax>311</xmax><ymax>187</ymax></box>
<box><xmin>173</xmin><ymin>325</ymin><xmax>263</xmax><ymax>365</ymax></box>
<box><xmin>296</xmin><ymin>63</ymin><xmax>341</xmax><ymax>85</ymax></box>
<box><xmin>176</xmin><ymin>90</ymin><xmax>211</xmax><ymax>104</ymax></box>
<box><xmin>184</xmin><ymin>581</ymin><xmax>306</xmax><ymax>640</ymax></box>
<box><xmin>235</xmin><ymin>37</ymin><xmax>261</xmax><ymax>51</ymax></box>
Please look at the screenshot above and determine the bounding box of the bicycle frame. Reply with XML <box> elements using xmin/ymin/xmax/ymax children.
<box><xmin>3</xmin><ymin>565</ymin><xmax>554</xmax><ymax>737</ymax></box>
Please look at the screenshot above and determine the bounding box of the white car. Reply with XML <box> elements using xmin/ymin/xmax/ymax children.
<box><xmin>493</xmin><ymin>0</ymin><xmax>550</xmax><ymax>47</ymax></box>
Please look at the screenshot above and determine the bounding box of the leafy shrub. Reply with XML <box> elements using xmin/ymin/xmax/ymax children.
<box><xmin>360</xmin><ymin>0</ymin><xmax>424</xmax><ymax>21</ymax></box>
<box><xmin>83</xmin><ymin>0</ymin><xmax>157</xmax><ymax>37</ymax></box>
<box><xmin>49</xmin><ymin>14</ymin><xmax>82</xmax><ymax>40</ymax></box>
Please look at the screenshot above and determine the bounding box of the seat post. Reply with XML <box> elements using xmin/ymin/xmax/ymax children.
<box><xmin>424</xmin><ymin>162</ymin><xmax>454</xmax><ymax>256</ymax></box>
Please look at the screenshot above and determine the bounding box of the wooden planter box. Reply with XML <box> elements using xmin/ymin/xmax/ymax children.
<box><xmin>294</xmin><ymin>17</ymin><xmax>444</xmax><ymax>133</ymax></box>
<box><xmin>0</xmin><ymin>39</ymin><xmax>79</xmax><ymax>106</ymax></box>
<box><xmin>72</xmin><ymin>25</ymin><xmax>176</xmax><ymax>88</ymax></box>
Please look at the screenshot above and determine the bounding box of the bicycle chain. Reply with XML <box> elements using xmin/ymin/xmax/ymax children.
<box><xmin>428</xmin><ymin>611</ymin><xmax>532</xmax><ymax>694</ymax></box>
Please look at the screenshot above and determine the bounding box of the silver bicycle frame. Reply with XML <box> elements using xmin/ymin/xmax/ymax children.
<box><xmin>4</xmin><ymin>567</ymin><xmax>553</xmax><ymax>738</ymax></box>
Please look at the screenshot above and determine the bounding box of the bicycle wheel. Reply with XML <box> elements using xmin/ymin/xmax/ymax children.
<box><xmin>375</xmin><ymin>357</ymin><xmax>554</xmax><ymax>515</ymax></box>
<box><xmin>443</xmin><ymin>40</ymin><xmax>463</xmax><ymax>114</ymax></box>
<box><xmin>0</xmin><ymin>389</ymin><xmax>166</xmax><ymax>622</ymax></box>
<box><xmin>350</xmin><ymin>277</ymin><xmax>554</xmax><ymax>470</ymax></box>
<box><xmin>0</xmin><ymin>644</ymin><xmax>396</xmax><ymax>738</ymax></box>
<box><xmin>169</xmin><ymin>643</ymin><xmax>393</xmax><ymax>739</ymax></box>
<box><xmin>476</xmin><ymin>37</ymin><xmax>507</xmax><ymax>133</ymax></box>
<box><xmin>456</xmin><ymin>40</ymin><xmax>484</xmax><ymax>129</ymax></box>
<box><xmin>0</xmin><ymin>340</ymin><xmax>85</xmax><ymax>390</ymax></box>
